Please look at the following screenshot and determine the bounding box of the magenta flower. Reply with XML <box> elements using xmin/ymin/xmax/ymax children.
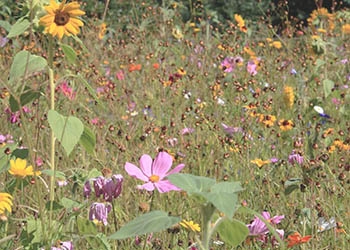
<box><xmin>125</xmin><ymin>152</ymin><xmax>185</xmax><ymax>193</ymax></box>
<box><xmin>89</xmin><ymin>202</ymin><xmax>111</xmax><ymax>225</ymax></box>
<box><xmin>288</xmin><ymin>151</ymin><xmax>304</xmax><ymax>165</ymax></box>
<box><xmin>84</xmin><ymin>174</ymin><xmax>123</xmax><ymax>202</ymax></box>
<box><xmin>247</xmin><ymin>61</ymin><xmax>258</xmax><ymax>76</ymax></box>
<box><xmin>247</xmin><ymin>211</ymin><xmax>284</xmax><ymax>236</ymax></box>
<box><xmin>221</xmin><ymin>56</ymin><xmax>243</xmax><ymax>73</ymax></box>
<box><xmin>57</xmin><ymin>81</ymin><xmax>76</xmax><ymax>100</ymax></box>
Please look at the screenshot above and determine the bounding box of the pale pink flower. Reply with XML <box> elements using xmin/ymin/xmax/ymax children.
<box><xmin>125</xmin><ymin>152</ymin><xmax>185</xmax><ymax>193</ymax></box>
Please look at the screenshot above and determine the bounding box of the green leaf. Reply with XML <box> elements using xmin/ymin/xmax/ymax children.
<box><xmin>60</xmin><ymin>43</ymin><xmax>77</xmax><ymax>64</ymax></box>
<box><xmin>11</xmin><ymin>148</ymin><xmax>29</xmax><ymax>159</ymax></box>
<box><xmin>167</xmin><ymin>173</ymin><xmax>216</xmax><ymax>194</ymax></box>
<box><xmin>48</xmin><ymin>110</ymin><xmax>84</xmax><ymax>156</ymax></box>
<box><xmin>0</xmin><ymin>20</ymin><xmax>11</xmax><ymax>32</ymax></box>
<box><xmin>108</xmin><ymin>210</ymin><xmax>180</xmax><ymax>240</ymax></box>
<box><xmin>60</xmin><ymin>197</ymin><xmax>80</xmax><ymax>210</ymax></box>
<box><xmin>217</xmin><ymin>219</ymin><xmax>249</xmax><ymax>247</ymax></box>
<box><xmin>95</xmin><ymin>233</ymin><xmax>111</xmax><ymax>250</ymax></box>
<box><xmin>9</xmin><ymin>50</ymin><xmax>47</xmax><ymax>83</ymax></box>
<box><xmin>210</xmin><ymin>181</ymin><xmax>243</xmax><ymax>193</ymax></box>
<box><xmin>20</xmin><ymin>88</ymin><xmax>41</xmax><ymax>106</ymax></box>
<box><xmin>203</xmin><ymin>192</ymin><xmax>238</xmax><ymax>218</ymax></box>
<box><xmin>7</xmin><ymin>18</ymin><xmax>30</xmax><ymax>38</ymax></box>
<box><xmin>323</xmin><ymin>79</ymin><xmax>334</xmax><ymax>99</ymax></box>
<box><xmin>79</xmin><ymin>125</ymin><xmax>96</xmax><ymax>154</ymax></box>
<box><xmin>284</xmin><ymin>178</ymin><xmax>302</xmax><ymax>195</ymax></box>
<box><xmin>45</xmin><ymin>200</ymin><xmax>64</xmax><ymax>211</ymax></box>
<box><xmin>76</xmin><ymin>75</ymin><xmax>101</xmax><ymax>105</ymax></box>
<box><xmin>77</xmin><ymin>216</ymin><xmax>98</xmax><ymax>235</ymax></box>
<box><xmin>9</xmin><ymin>95</ymin><xmax>20</xmax><ymax>112</ymax></box>
<box><xmin>41</xmin><ymin>169</ymin><xmax>66</xmax><ymax>179</ymax></box>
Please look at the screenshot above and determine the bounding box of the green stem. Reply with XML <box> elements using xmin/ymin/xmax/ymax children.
<box><xmin>201</xmin><ymin>203</ymin><xmax>216</xmax><ymax>250</ymax></box>
<box><xmin>48</xmin><ymin>35</ymin><xmax>56</xmax><ymax>232</ymax></box>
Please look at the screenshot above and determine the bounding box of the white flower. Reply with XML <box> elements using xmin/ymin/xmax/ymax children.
<box><xmin>318</xmin><ymin>217</ymin><xmax>336</xmax><ymax>232</ymax></box>
<box><xmin>313</xmin><ymin>105</ymin><xmax>324</xmax><ymax>114</ymax></box>
<box><xmin>217</xmin><ymin>98</ymin><xmax>225</xmax><ymax>105</ymax></box>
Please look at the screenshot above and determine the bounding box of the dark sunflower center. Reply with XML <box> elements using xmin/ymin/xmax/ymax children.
<box><xmin>54</xmin><ymin>11</ymin><xmax>70</xmax><ymax>26</ymax></box>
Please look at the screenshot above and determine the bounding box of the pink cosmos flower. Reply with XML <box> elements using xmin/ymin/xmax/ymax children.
<box><xmin>247</xmin><ymin>61</ymin><xmax>258</xmax><ymax>76</ymax></box>
<box><xmin>125</xmin><ymin>152</ymin><xmax>185</xmax><ymax>193</ymax></box>
<box><xmin>57</xmin><ymin>82</ymin><xmax>76</xmax><ymax>100</ymax></box>
<box><xmin>247</xmin><ymin>211</ymin><xmax>284</xmax><ymax>236</ymax></box>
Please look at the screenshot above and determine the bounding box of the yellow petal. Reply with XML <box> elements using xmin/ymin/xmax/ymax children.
<box><xmin>40</xmin><ymin>15</ymin><xmax>54</xmax><ymax>26</ymax></box>
<box><xmin>56</xmin><ymin>26</ymin><xmax>65</xmax><ymax>39</ymax></box>
<box><xmin>68</xmin><ymin>9</ymin><xmax>85</xmax><ymax>17</ymax></box>
<box><xmin>69</xmin><ymin>18</ymin><xmax>83</xmax><ymax>27</ymax></box>
<box><xmin>65</xmin><ymin>22</ymin><xmax>78</xmax><ymax>35</ymax></box>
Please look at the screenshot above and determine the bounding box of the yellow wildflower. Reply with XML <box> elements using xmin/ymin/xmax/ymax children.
<box><xmin>9</xmin><ymin>158</ymin><xmax>41</xmax><ymax>178</ymax></box>
<box><xmin>0</xmin><ymin>193</ymin><xmax>13</xmax><ymax>215</ymax></box>
<box><xmin>98</xmin><ymin>22</ymin><xmax>107</xmax><ymax>40</ymax></box>
<box><xmin>40</xmin><ymin>0</ymin><xmax>85</xmax><ymax>40</ymax></box>
<box><xmin>234</xmin><ymin>14</ymin><xmax>247</xmax><ymax>33</ymax></box>
<box><xmin>251</xmin><ymin>159</ymin><xmax>271</xmax><ymax>168</ymax></box>
<box><xmin>269</xmin><ymin>41</ymin><xmax>282</xmax><ymax>49</ymax></box>
<box><xmin>278</xmin><ymin>119</ymin><xmax>294</xmax><ymax>131</ymax></box>
<box><xmin>172</xmin><ymin>27</ymin><xmax>183</xmax><ymax>39</ymax></box>
<box><xmin>283</xmin><ymin>86</ymin><xmax>294</xmax><ymax>108</ymax></box>
<box><xmin>342</xmin><ymin>24</ymin><xmax>350</xmax><ymax>35</ymax></box>
<box><xmin>180</xmin><ymin>220</ymin><xmax>201</xmax><ymax>232</ymax></box>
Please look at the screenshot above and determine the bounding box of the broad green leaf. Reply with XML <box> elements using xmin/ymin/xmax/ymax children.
<box><xmin>7</xmin><ymin>18</ymin><xmax>30</xmax><ymax>38</ymax></box>
<box><xmin>86</xmin><ymin>168</ymin><xmax>102</xmax><ymax>179</ymax></box>
<box><xmin>41</xmin><ymin>169</ymin><xmax>66</xmax><ymax>179</ymax></box>
<box><xmin>9</xmin><ymin>50</ymin><xmax>47</xmax><ymax>83</ymax></box>
<box><xmin>60</xmin><ymin>197</ymin><xmax>80</xmax><ymax>210</ymax></box>
<box><xmin>217</xmin><ymin>218</ymin><xmax>249</xmax><ymax>247</ymax></box>
<box><xmin>9</xmin><ymin>95</ymin><xmax>20</xmax><ymax>112</ymax></box>
<box><xmin>202</xmin><ymin>192</ymin><xmax>238</xmax><ymax>218</ymax></box>
<box><xmin>210</xmin><ymin>181</ymin><xmax>243</xmax><ymax>193</ymax></box>
<box><xmin>45</xmin><ymin>200</ymin><xmax>63</xmax><ymax>211</ymax></box>
<box><xmin>108</xmin><ymin>210</ymin><xmax>180</xmax><ymax>240</ymax></box>
<box><xmin>20</xmin><ymin>88</ymin><xmax>41</xmax><ymax>106</ymax></box>
<box><xmin>168</xmin><ymin>173</ymin><xmax>216</xmax><ymax>194</ymax></box>
<box><xmin>77</xmin><ymin>217</ymin><xmax>97</xmax><ymax>235</ymax></box>
<box><xmin>79</xmin><ymin>125</ymin><xmax>96</xmax><ymax>154</ymax></box>
<box><xmin>26</xmin><ymin>219</ymin><xmax>43</xmax><ymax>243</ymax></box>
<box><xmin>0</xmin><ymin>20</ymin><xmax>11</xmax><ymax>32</ymax></box>
<box><xmin>11</xmin><ymin>148</ymin><xmax>29</xmax><ymax>159</ymax></box>
<box><xmin>48</xmin><ymin>110</ymin><xmax>84</xmax><ymax>156</ymax></box>
<box><xmin>95</xmin><ymin>233</ymin><xmax>111</xmax><ymax>250</ymax></box>
<box><xmin>284</xmin><ymin>178</ymin><xmax>302</xmax><ymax>195</ymax></box>
<box><xmin>60</xmin><ymin>43</ymin><xmax>77</xmax><ymax>64</ymax></box>
<box><xmin>323</xmin><ymin>79</ymin><xmax>334</xmax><ymax>98</ymax></box>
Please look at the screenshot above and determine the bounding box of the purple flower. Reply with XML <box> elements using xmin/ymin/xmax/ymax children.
<box><xmin>181</xmin><ymin>127</ymin><xmax>195</xmax><ymax>135</ymax></box>
<box><xmin>288</xmin><ymin>151</ymin><xmax>304</xmax><ymax>165</ymax></box>
<box><xmin>125</xmin><ymin>152</ymin><xmax>185</xmax><ymax>193</ymax></box>
<box><xmin>221</xmin><ymin>56</ymin><xmax>243</xmax><ymax>73</ymax></box>
<box><xmin>247</xmin><ymin>61</ymin><xmax>258</xmax><ymax>76</ymax></box>
<box><xmin>221</xmin><ymin>123</ymin><xmax>243</xmax><ymax>135</ymax></box>
<box><xmin>270</xmin><ymin>157</ymin><xmax>279</xmax><ymax>163</ymax></box>
<box><xmin>247</xmin><ymin>211</ymin><xmax>284</xmax><ymax>236</ymax></box>
<box><xmin>84</xmin><ymin>174</ymin><xmax>123</xmax><ymax>202</ymax></box>
<box><xmin>89</xmin><ymin>202</ymin><xmax>111</xmax><ymax>225</ymax></box>
<box><xmin>51</xmin><ymin>241</ymin><xmax>74</xmax><ymax>250</ymax></box>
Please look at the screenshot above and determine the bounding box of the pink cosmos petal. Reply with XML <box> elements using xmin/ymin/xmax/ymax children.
<box><xmin>154</xmin><ymin>180</ymin><xmax>181</xmax><ymax>193</ymax></box>
<box><xmin>137</xmin><ymin>182</ymin><xmax>155</xmax><ymax>191</ymax></box>
<box><xmin>167</xmin><ymin>163</ymin><xmax>185</xmax><ymax>175</ymax></box>
<box><xmin>139</xmin><ymin>154</ymin><xmax>153</xmax><ymax>177</ymax></box>
<box><xmin>125</xmin><ymin>162</ymin><xmax>149</xmax><ymax>182</ymax></box>
<box><xmin>152</xmin><ymin>152</ymin><xmax>173</xmax><ymax>178</ymax></box>
<box><xmin>262</xmin><ymin>211</ymin><xmax>271</xmax><ymax>220</ymax></box>
<box><xmin>270</xmin><ymin>215</ymin><xmax>284</xmax><ymax>225</ymax></box>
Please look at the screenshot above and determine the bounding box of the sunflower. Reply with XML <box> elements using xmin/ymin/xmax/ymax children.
<box><xmin>40</xmin><ymin>0</ymin><xmax>85</xmax><ymax>40</ymax></box>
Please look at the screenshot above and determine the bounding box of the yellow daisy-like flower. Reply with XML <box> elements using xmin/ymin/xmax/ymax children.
<box><xmin>180</xmin><ymin>220</ymin><xmax>201</xmax><ymax>232</ymax></box>
<box><xmin>9</xmin><ymin>158</ymin><xmax>41</xmax><ymax>178</ymax></box>
<box><xmin>269</xmin><ymin>41</ymin><xmax>282</xmax><ymax>49</ymax></box>
<box><xmin>0</xmin><ymin>192</ymin><xmax>13</xmax><ymax>215</ymax></box>
<box><xmin>258</xmin><ymin>114</ymin><xmax>276</xmax><ymax>128</ymax></box>
<box><xmin>98</xmin><ymin>22</ymin><xmax>107</xmax><ymax>40</ymax></box>
<box><xmin>251</xmin><ymin>159</ymin><xmax>271</xmax><ymax>168</ymax></box>
<box><xmin>278</xmin><ymin>119</ymin><xmax>294</xmax><ymax>131</ymax></box>
<box><xmin>40</xmin><ymin>0</ymin><xmax>85</xmax><ymax>40</ymax></box>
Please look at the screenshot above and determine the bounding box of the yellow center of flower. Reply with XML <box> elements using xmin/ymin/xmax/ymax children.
<box><xmin>149</xmin><ymin>175</ymin><xmax>160</xmax><ymax>183</ymax></box>
<box><xmin>54</xmin><ymin>11</ymin><xmax>70</xmax><ymax>26</ymax></box>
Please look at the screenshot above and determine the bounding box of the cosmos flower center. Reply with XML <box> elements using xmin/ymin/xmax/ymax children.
<box><xmin>149</xmin><ymin>175</ymin><xmax>160</xmax><ymax>183</ymax></box>
<box><xmin>54</xmin><ymin>11</ymin><xmax>70</xmax><ymax>26</ymax></box>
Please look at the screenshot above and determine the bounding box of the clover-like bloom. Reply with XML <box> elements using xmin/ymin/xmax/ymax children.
<box><xmin>0</xmin><ymin>192</ymin><xmax>13</xmax><ymax>215</ymax></box>
<box><xmin>89</xmin><ymin>202</ymin><xmax>111</xmax><ymax>226</ymax></box>
<box><xmin>247</xmin><ymin>211</ymin><xmax>284</xmax><ymax>236</ymax></box>
<box><xmin>40</xmin><ymin>0</ymin><xmax>85</xmax><ymax>40</ymax></box>
<box><xmin>84</xmin><ymin>174</ymin><xmax>123</xmax><ymax>202</ymax></box>
<box><xmin>9</xmin><ymin>158</ymin><xmax>41</xmax><ymax>178</ymax></box>
<box><xmin>125</xmin><ymin>152</ymin><xmax>185</xmax><ymax>193</ymax></box>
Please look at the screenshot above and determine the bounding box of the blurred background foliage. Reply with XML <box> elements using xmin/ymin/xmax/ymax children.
<box><xmin>1</xmin><ymin>0</ymin><xmax>349</xmax><ymax>30</ymax></box>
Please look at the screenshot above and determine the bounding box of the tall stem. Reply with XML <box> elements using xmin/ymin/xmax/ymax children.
<box><xmin>201</xmin><ymin>203</ymin><xmax>216</xmax><ymax>250</ymax></box>
<box><xmin>48</xmin><ymin>35</ymin><xmax>56</xmax><ymax>230</ymax></box>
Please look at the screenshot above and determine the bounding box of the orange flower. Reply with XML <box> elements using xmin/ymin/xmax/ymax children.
<box><xmin>234</xmin><ymin>14</ymin><xmax>247</xmax><ymax>33</ymax></box>
<box><xmin>251</xmin><ymin>158</ymin><xmax>270</xmax><ymax>168</ymax></box>
<box><xmin>153</xmin><ymin>63</ymin><xmax>160</xmax><ymax>69</ymax></box>
<box><xmin>286</xmin><ymin>232</ymin><xmax>311</xmax><ymax>248</ymax></box>
<box><xmin>128</xmin><ymin>64</ymin><xmax>142</xmax><ymax>72</ymax></box>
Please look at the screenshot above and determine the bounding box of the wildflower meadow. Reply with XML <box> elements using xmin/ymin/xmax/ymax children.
<box><xmin>0</xmin><ymin>0</ymin><xmax>349</xmax><ymax>249</ymax></box>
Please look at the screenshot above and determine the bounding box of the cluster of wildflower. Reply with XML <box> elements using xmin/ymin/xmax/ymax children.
<box><xmin>84</xmin><ymin>171</ymin><xmax>123</xmax><ymax>225</ymax></box>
